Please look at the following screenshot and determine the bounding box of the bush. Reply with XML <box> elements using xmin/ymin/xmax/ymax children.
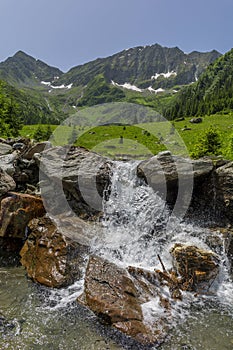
<box><xmin>33</xmin><ymin>125</ymin><xmax>53</xmax><ymax>142</ymax></box>
<box><xmin>190</xmin><ymin>126</ymin><xmax>222</xmax><ymax>159</ymax></box>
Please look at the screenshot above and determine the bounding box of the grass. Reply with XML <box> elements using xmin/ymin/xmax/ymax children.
<box><xmin>19</xmin><ymin>113</ymin><xmax>233</xmax><ymax>160</ymax></box>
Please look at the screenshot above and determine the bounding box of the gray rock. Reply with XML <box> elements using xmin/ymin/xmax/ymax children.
<box><xmin>0</xmin><ymin>168</ymin><xmax>16</xmax><ymax>196</ymax></box>
<box><xmin>35</xmin><ymin>146</ymin><xmax>112</xmax><ymax>217</ymax></box>
<box><xmin>0</xmin><ymin>143</ymin><xmax>13</xmax><ymax>155</ymax></box>
<box><xmin>137</xmin><ymin>151</ymin><xmax>214</xmax><ymax>210</ymax></box>
<box><xmin>0</xmin><ymin>152</ymin><xmax>18</xmax><ymax>176</ymax></box>
<box><xmin>189</xmin><ymin>117</ymin><xmax>203</xmax><ymax>123</ymax></box>
<box><xmin>214</xmin><ymin>162</ymin><xmax>233</xmax><ymax>223</ymax></box>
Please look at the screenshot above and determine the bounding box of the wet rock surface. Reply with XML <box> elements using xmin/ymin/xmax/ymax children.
<box><xmin>170</xmin><ymin>243</ymin><xmax>220</xmax><ymax>291</ymax></box>
<box><xmin>20</xmin><ymin>216</ymin><xmax>89</xmax><ymax>288</ymax></box>
<box><xmin>78</xmin><ymin>255</ymin><xmax>170</xmax><ymax>345</ymax></box>
<box><xmin>0</xmin><ymin>192</ymin><xmax>45</xmax><ymax>238</ymax></box>
<box><xmin>0</xmin><ymin>237</ymin><xmax>23</xmax><ymax>267</ymax></box>
<box><xmin>137</xmin><ymin>151</ymin><xmax>233</xmax><ymax>224</ymax></box>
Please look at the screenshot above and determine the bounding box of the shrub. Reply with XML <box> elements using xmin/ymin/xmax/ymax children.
<box><xmin>190</xmin><ymin>126</ymin><xmax>222</xmax><ymax>159</ymax></box>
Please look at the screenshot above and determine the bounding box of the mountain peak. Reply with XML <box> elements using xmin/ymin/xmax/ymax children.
<box><xmin>0</xmin><ymin>51</ymin><xmax>63</xmax><ymax>86</ymax></box>
<box><xmin>12</xmin><ymin>50</ymin><xmax>35</xmax><ymax>61</ymax></box>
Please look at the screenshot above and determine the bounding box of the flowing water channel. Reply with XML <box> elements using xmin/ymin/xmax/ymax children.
<box><xmin>0</xmin><ymin>161</ymin><xmax>233</xmax><ymax>349</ymax></box>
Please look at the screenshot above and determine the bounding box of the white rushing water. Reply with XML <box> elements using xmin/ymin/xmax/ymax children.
<box><xmin>34</xmin><ymin>160</ymin><xmax>233</xmax><ymax>349</ymax></box>
<box><xmin>92</xmin><ymin>161</ymin><xmax>233</xmax><ymax>312</ymax></box>
<box><xmin>1</xmin><ymin>161</ymin><xmax>232</xmax><ymax>350</ymax></box>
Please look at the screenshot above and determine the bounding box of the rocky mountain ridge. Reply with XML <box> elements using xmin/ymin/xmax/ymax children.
<box><xmin>0</xmin><ymin>44</ymin><xmax>221</xmax><ymax>91</ymax></box>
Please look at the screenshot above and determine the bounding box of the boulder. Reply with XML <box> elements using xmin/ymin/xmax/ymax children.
<box><xmin>0</xmin><ymin>168</ymin><xmax>16</xmax><ymax>196</ymax></box>
<box><xmin>0</xmin><ymin>143</ymin><xmax>13</xmax><ymax>155</ymax></box>
<box><xmin>35</xmin><ymin>146</ymin><xmax>112</xmax><ymax>218</ymax></box>
<box><xmin>0</xmin><ymin>152</ymin><xmax>18</xmax><ymax>176</ymax></box>
<box><xmin>170</xmin><ymin>244</ymin><xmax>220</xmax><ymax>290</ymax></box>
<box><xmin>20</xmin><ymin>216</ymin><xmax>89</xmax><ymax>288</ymax></box>
<box><xmin>189</xmin><ymin>117</ymin><xmax>202</xmax><ymax>123</ymax></box>
<box><xmin>0</xmin><ymin>192</ymin><xmax>45</xmax><ymax>238</ymax></box>
<box><xmin>137</xmin><ymin>151</ymin><xmax>214</xmax><ymax>209</ymax></box>
<box><xmin>22</xmin><ymin>141</ymin><xmax>51</xmax><ymax>160</ymax></box>
<box><xmin>214</xmin><ymin>162</ymin><xmax>233</xmax><ymax>223</ymax></box>
<box><xmin>78</xmin><ymin>255</ymin><xmax>170</xmax><ymax>345</ymax></box>
<box><xmin>0</xmin><ymin>237</ymin><xmax>23</xmax><ymax>267</ymax></box>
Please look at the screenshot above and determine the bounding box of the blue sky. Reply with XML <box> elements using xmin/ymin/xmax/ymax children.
<box><xmin>0</xmin><ymin>0</ymin><xmax>232</xmax><ymax>72</ymax></box>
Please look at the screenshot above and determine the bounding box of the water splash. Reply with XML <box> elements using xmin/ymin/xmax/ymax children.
<box><xmin>92</xmin><ymin>161</ymin><xmax>233</xmax><ymax>313</ymax></box>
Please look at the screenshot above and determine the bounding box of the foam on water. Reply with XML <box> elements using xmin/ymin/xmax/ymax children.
<box><xmin>91</xmin><ymin>161</ymin><xmax>233</xmax><ymax>321</ymax></box>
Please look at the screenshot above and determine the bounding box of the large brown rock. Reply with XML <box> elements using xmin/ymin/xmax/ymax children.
<box><xmin>35</xmin><ymin>146</ymin><xmax>112</xmax><ymax>218</ymax></box>
<box><xmin>79</xmin><ymin>255</ymin><xmax>170</xmax><ymax>345</ymax></box>
<box><xmin>0</xmin><ymin>168</ymin><xmax>16</xmax><ymax>196</ymax></box>
<box><xmin>0</xmin><ymin>192</ymin><xmax>45</xmax><ymax>238</ymax></box>
<box><xmin>170</xmin><ymin>244</ymin><xmax>220</xmax><ymax>290</ymax></box>
<box><xmin>20</xmin><ymin>216</ymin><xmax>89</xmax><ymax>288</ymax></box>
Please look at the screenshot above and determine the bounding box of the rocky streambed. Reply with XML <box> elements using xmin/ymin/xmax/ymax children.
<box><xmin>0</xmin><ymin>138</ymin><xmax>233</xmax><ymax>349</ymax></box>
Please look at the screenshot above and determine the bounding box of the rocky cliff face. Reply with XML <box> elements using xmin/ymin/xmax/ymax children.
<box><xmin>57</xmin><ymin>44</ymin><xmax>221</xmax><ymax>89</ymax></box>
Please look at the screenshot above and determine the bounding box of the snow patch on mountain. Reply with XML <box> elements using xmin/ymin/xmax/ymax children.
<box><xmin>148</xmin><ymin>86</ymin><xmax>165</xmax><ymax>93</ymax></box>
<box><xmin>111</xmin><ymin>81</ymin><xmax>142</xmax><ymax>92</ymax></box>
<box><xmin>112</xmin><ymin>81</ymin><xmax>166</xmax><ymax>94</ymax></box>
<box><xmin>41</xmin><ymin>81</ymin><xmax>73</xmax><ymax>89</ymax></box>
<box><xmin>151</xmin><ymin>71</ymin><xmax>177</xmax><ymax>80</ymax></box>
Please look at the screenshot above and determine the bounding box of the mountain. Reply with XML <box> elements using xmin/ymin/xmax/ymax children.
<box><xmin>0</xmin><ymin>78</ymin><xmax>59</xmax><ymax>137</ymax></box>
<box><xmin>0</xmin><ymin>51</ymin><xmax>63</xmax><ymax>87</ymax></box>
<box><xmin>164</xmin><ymin>48</ymin><xmax>233</xmax><ymax>118</ymax></box>
<box><xmin>0</xmin><ymin>45</ymin><xmax>222</xmax><ymax>127</ymax></box>
<box><xmin>56</xmin><ymin>44</ymin><xmax>221</xmax><ymax>90</ymax></box>
<box><xmin>0</xmin><ymin>45</ymin><xmax>220</xmax><ymax>91</ymax></box>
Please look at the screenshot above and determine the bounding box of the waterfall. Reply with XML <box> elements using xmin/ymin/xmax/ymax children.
<box><xmin>92</xmin><ymin>161</ymin><xmax>233</xmax><ymax>309</ymax></box>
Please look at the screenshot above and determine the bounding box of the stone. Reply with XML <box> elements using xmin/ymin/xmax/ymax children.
<box><xmin>12</xmin><ymin>142</ymin><xmax>26</xmax><ymax>151</ymax></box>
<box><xmin>137</xmin><ymin>151</ymin><xmax>214</xmax><ymax>209</ymax></box>
<box><xmin>13</xmin><ymin>158</ymin><xmax>39</xmax><ymax>189</ymax></box>
<box><xmin>189</xmin><ymin>117</ymin><xmax>203</xmax><ymax>123</ymax></box>
<box><xmin>0</xmin><ymin>192</ymin><xmax>45</xmax><ymax>238</ymax></box>
<box><xmin>0</xmin><ymin>168</ymin><xmax>16</xmax><ymax>196</ymax></box>
<box><xmin>22</xmin><ymin>141</ymin><xmax>51</xmax><ymax>160</ymax></box>
<box><xmin>35</xmin><ymin>146</ymin><xmax>112</xmax><ymax>218</ymax></box>
<box><xmin>170</xmin><ymin>243</ymin><xmax>220</xmax><ymax>290</ymax></box>
<box><xmin>78</xmin><ymin>255</ymin><xmax>170</xmax><ymax>345</ymax></box>
<box><xmin>20</xmin><ymin>216</ymin><xmax>89</xmax><ymax>288</ymax></box>
<box><xmin>0</xmin><ymin>143</ymin><xmax>13</xmax><ymax>155</ymax></box>
<box><xmin>0</xmin><ymin>237</ymin><xmax>23</xmax><ymax>267</ymax></box>
<box><xmin>0</xmin><ymin>152</ymin><xmax>18</xmax><ymax>176</ymax></box>
<box><xmin>214</xmin><ymin>162</ymin><xmax>233</xmax><ymax>223</ymax></box>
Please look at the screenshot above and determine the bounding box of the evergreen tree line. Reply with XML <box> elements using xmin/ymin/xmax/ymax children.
<box><xmin>164</xmin><ymin>49</ymin><xmax>233</xmax><ymax>119</ymax></box>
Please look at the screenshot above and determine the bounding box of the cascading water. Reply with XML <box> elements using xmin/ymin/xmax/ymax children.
<box><xmin>0</xmin><ymin>161</ymin><xmax>233</xmax><ymax>350</ymax></box>
<box><xmin>91</xmin><ymin>161</ymin><xmax>233</xmax><ymax>348</ymax></box>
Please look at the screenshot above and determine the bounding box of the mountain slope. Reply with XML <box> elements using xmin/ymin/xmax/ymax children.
<box><xmin>0</xmin><ymin>45</ymin><xmax>222</xmax><ymax>125</ymax></box>
<box><xmin>0</xmin><ymin>51</ymin><xmax>63</xmax><ymax>87</ymax></box>
<box><xmin>0</xmin><ymin>78</ymin><xmax>64</xmax><ymax>129</ymax></box>
<box><xmin>56</xmin><ymin>44</ymin><xmax>221</xmax><ymax>90</ymax></box>
<box><xmin>164</xmin><ymin>48</ymin><xmax>233</xmax><ymax>118</ymax></box>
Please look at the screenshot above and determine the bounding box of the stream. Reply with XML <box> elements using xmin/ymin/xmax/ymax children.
<box><xmin>0</xmin><ymin>161</ymin><xmax>233</xmax><ymax>349</ymax></box>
